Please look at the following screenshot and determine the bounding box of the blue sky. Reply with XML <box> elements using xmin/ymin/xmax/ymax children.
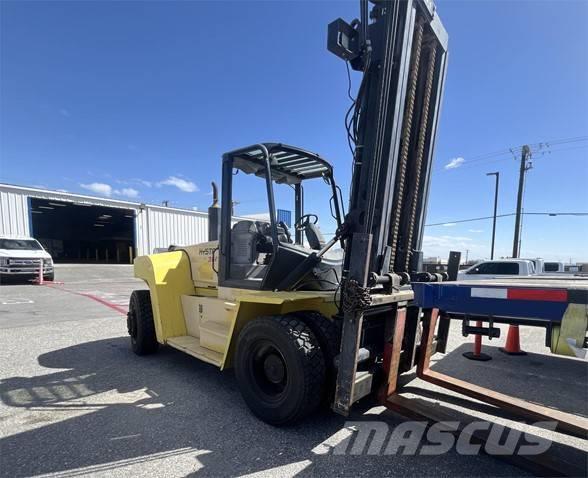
<box><xmin>1</xmin><ymin>0</ymin><xmax>586</xmax><ymax>262</ymax></box>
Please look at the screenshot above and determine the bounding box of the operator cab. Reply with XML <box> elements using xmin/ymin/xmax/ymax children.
<box><xmin>218</xmin><ymin>143</ymin><xmax>344</xmax><ymax>292</ymax></box>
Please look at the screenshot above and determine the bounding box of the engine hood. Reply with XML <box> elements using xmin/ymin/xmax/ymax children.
<box><xmin>0</xmin><ymin>249</ymin><xmax>52</xmax><ymax>259</ymax></box>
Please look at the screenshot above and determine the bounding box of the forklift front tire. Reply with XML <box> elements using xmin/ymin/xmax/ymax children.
<box><xmin>127</xmin><ymin>290</ymin><xmax>158</xmax><ymax>356</ymax></box>
<box><xmin>292</xmin><ymin>311</ymin><xmax>341</xmax><ymax>406</ymax></box>
<box><xmin>235</xmin><ymin>315</ymin><xmax>326</xmax><ymax>426</ymax></box>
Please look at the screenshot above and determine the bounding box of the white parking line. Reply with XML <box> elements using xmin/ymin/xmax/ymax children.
<box><xmin>1</xmin><ymin>298</ymin><xmax>34</xmax><ymax>305</ymax></box>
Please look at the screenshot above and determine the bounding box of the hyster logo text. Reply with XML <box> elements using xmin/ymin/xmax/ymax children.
<box><xmin>198</xmin><ymin>247</ymin><xmax>216</xmax><ymax>256</ymax></box>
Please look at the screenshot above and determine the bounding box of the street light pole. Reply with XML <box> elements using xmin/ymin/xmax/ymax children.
<box><xmin>486</xmin><ymin>172</ymin><xmax>499</xmax><ymax>260</ymax></box>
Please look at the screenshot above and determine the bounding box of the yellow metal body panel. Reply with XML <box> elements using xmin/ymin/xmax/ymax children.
<box><xmin>166</xmin><ymin>336</ymin><xmax>224</xmax><ymax>366</ymax></box>
<box><xmin>134</xmin><ymin>248</ymin><xmax>338</xmax><ymax>370</ymax></box>
<box><xmin>182</xmin><ymin>242</ymin><xmax>219</xmax><ymax>288</ymax></box>
<box><xmin>181</xmin><ymin>295</ymin><xmax>236</xmax><ymax>353</ymax></box>
<box><xmin>551</xmin><ymin>303</ymin><xmax>588</xmax><ymax>357</ymax></box>
<box><xmin>134</xmin><ymin>251</ymin><xmax>194</xmax><ymax>341</ymax></box>
<box><xmin>219</xmin><ymin>287</ymin><xmax>337</xmax><ymax>369</ymax></box>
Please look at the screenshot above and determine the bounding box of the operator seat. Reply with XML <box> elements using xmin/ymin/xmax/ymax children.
<box><xmin>305</xmin><ymin>224</ymin><xmax>326</xmax><ymax>250</ymax></box>
<box><xmin>277</xmin><ymin>225</ymin><xmax>292</xmax><ymax>244</ymax></box>
<box><xmin>231</xmin><ymin>221</ymin><xmax>258</xmax><ymax>263</ymax></box>
<box><xmin>230</xmin><ymin>220</ymin><xmax>266</xmax><ymax>280</ymax></box>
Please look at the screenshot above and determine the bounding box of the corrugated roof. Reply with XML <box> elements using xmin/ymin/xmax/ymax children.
<box><xmin>0</xmin><ymin>183</ymin><xmax>208</xmax><ymax>217</ymax></box>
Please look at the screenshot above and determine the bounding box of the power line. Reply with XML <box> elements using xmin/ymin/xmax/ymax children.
<box><xmin>439</xmin><ymin>136</ymin><xmax>588</xmax><ymax>171</ymax></box>
<box><xmin>531</xmin><ymin>144</ymin><xmax>588</xmax><ymax>157</ymax></box>
<box><xmin>438</xmin><ymin>143</ymin><xmax>588</xmax><ymax>172</ymax></box>
<box><xmin>523</xmin><ymin>212</ymin><xmax>588</xmax><ymax>216</ymax></box>
<box><xmin>424</xmin><ymin>211</ymin><xmax>588</xmax><ymax>227</ymax></box>
<box><xmin>528</xmin><ymin>135</ymin><xmax>588</xmax><ymax>149</ymax></box>
<box><xmin>425</xmin><ymin>214</ymin><xmax>515</xmax><ymax>227</ymax></box>
<box><xmin>321</xmin><ymin>211</ymin><xmax>588</xmax><ymax>235</ymax></box>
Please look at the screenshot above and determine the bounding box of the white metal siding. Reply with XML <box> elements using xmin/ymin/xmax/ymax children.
<box><xmin>0</xmin><ymin>190</ymin><xmax>30</xmax><ymax>236</ymax></box>
<box><xmin>137</xmin><ymin>206</ymin><xmax>209</xmax><ymax>255</ymax></box>
<box><xmin>135</xmin><ymin>208</ymin><xmax>149</xmax><ymax>256</ymax></box>
<box><xmin>1</xmin><ymin>184</ymin><xmax>212</xmax><ymax>256</ymax></box>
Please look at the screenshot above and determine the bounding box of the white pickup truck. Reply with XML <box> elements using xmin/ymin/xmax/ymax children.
<box><xmin>0</xmin><ymin>236</ymin><xmax>54</xmax><ymax>283</ymax></box>
<box><xmin>457</xmin><ymin>259</ymin><xmax>537</xmax><ymax>280</ymax></box>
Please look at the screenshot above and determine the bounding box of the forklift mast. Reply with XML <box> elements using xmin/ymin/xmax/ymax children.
<box><xmin>330</xmin><ymin>0</ymin><xmax>447</xmax><ymax>279</ymax></box>
<box><xmin>328</xmin><ymin>0</ymin><xmax>448</xmax><ymax>414</ymax></box>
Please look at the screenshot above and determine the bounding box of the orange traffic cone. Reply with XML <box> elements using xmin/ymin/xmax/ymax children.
<box><xmin>500</xmin><ymin>325</ymin><xmax>526</xmax><ymax>355</ymax></box>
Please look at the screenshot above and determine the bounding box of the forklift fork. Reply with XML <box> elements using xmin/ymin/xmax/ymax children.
<box><xmin>381</xmin><ymin>308</ymin><xmax>588</xmax><ymax>440</ymax></box>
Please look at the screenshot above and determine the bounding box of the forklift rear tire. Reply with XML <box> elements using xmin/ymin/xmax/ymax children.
<box><xmin>235</xmin><ymin>315</ymin><xmax>326</xmax><ymax>426</ymax></box>
<box><xmin>127</xmin><ymin>290</ymin><xmax>158</xmax><ymax>356</ymax></box>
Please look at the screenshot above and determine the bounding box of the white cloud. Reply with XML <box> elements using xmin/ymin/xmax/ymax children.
<box><xmin>468</xmin><ymin>229</ymin><xmax>484</xmax><ymax>233</ymax></box>
<box><xmin>423</xmin><ymin>234</ymin><xmax>489</xmax><ymax>261</ymax></box>
<box><xmin>81</xmin><ymin>182</ymin><xmax>140</xmax><ymax>199</ymax></box>
<box><xmin>117</xmin><ymin>178</ymin><xmax>152</xmax><ymax>188</ymax></box>
<box><xmin>444</xmin><ymin>157</ymin><xmax>465</xmax><ymax>170</ymax></box>
<box><xmin>442</xmin><ymin>222</ymin><xmax>457</xmax><ymax>227</ymax></box>
<box><xmin>423</xmin><ymin>234</ymin><xmax>473</xmax><ymax>248</ymax></box>
<box><xmin>158</xmin><ymin>176</ymin><xmax>198</xmax><ymax>193</ymax></box>
<box><xmin>116</xmin><ymin>188</ymin><xmax>139</xmax><ymax>198</ymax></box>
<box><xmin>136</xmin><ymin>179</ymin><xmax>153</xmax><ymax>188</ymax></box>
<box><xmin>80</xmin><ymin>182</ymin><xmax>113</xmax><ymax>197</ymax></box>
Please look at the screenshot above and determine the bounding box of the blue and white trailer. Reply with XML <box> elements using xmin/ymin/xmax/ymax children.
<box><xmin>412</xmin><ymin>276</ymin><xmax>588</xmax><ymax>358</ymax></box>
<box><xmin>392</xmin><ymin>276</ymin><xmax>588</xmax><ymax>439</ymax></box>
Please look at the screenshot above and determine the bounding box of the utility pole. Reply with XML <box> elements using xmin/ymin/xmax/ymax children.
<box><xmin>486</xmin><ymin>172</ymin><xmax>499</xmax><ymax>260</ymax></box>
<box><xmin>512</xmin><ymin>145</ymin><xmax>532</xmax><ymax>258</ymax></box>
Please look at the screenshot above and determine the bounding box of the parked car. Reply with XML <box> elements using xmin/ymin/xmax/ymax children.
<box><xmin>527</xmin><ymin>258</ymin><xmax>545</xmax><ymax>275</ymax></box>
<box><xmin>457</xmin><ymin>259</ymin><xmax>536</xmax><ymax>280</ymax></box>
<box><xmin>544</xmin><ymin>261</ymin><xmax>565</xmax><ymax>273</ymax></box>
<box><xmin>0</xmin><ymin>236</ymin><xmax>54</xmax><ymax>283</ymax></box>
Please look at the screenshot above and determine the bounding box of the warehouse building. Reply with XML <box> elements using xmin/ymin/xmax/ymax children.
<box><xmin>0</xmin><ymin>183</ymin><xmax>210</xmax><ymax>263</ymax></box>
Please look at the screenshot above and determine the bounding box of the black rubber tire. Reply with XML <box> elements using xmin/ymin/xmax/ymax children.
<box><xmin>235</xmin><ymin>315</ymin><xmax>326</xmax><ymax>426</ymax></box>
<box><xmin>44</xmin><ymin>272</ymin><xmax>54</xmax><ymax>282</ymax></box>
<box><xmin>292</xmin><ymin>311</ymin><xmax>341</xmax><ymax>405</ymax></box>
<box><xmin>127</xmin><ymin>290</ymin><xmax>158</xmax><ymax>355</ymax></box>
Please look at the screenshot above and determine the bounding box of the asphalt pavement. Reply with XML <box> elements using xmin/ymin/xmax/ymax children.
<box><xmin>0</xmin><ymin>265</ymin><xmax>585</xmax><ymax>477</ymax></box>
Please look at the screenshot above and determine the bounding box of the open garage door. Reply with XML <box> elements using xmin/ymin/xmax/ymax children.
<box><xmin>30</xmin><ymin>198</ymin><xmax>135</xmax><ymax>264</ymax></box>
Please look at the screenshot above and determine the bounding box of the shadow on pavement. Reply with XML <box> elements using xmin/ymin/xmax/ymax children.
<box><xmin>0</xmin><ymin>337</ymin><xmax>528</xmax><ymax>477</ymax></box>
<box><xmin>429</xmin><ymin>343</ymin><xmax>588</xmax><ymax>418</ymax></box>
<box><xmin>0</xmin><ymin>276</ymin><xmax>38</xmax><ymax>286</ymax></box>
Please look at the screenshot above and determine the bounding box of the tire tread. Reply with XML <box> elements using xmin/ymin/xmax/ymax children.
<box><xmin>236</xmin><ymin>314</ymin><xmax>325</xmax><ymax>425</ymax></box>
<box><xmin>128</xmin><ymin>290</ymin><xmax>158</xmax><ymax>355</ymax></box>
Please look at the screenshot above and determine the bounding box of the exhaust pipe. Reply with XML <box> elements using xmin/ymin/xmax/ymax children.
<box><xmin>208</xmin><ymin>181</ymin><xmax>220</xmax><ymax>241</ymax></box>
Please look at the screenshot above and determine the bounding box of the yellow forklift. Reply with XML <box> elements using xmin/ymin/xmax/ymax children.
<box><xmin>127</xmin><ymin>0</ymin><xmax>449</xmax><ymax>425</ymax></box>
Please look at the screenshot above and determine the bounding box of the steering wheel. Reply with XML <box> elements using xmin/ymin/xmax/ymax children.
<box><xmin>294</xmin><ymin>214</ymin><xmax>319</xmax><ymax>231</ymax></box>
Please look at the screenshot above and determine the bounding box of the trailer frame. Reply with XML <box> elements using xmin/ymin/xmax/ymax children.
<box><xmin>379</xmin><ymin>278</ymin><xmax>588</xmax><ymax>440</ymax></box>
